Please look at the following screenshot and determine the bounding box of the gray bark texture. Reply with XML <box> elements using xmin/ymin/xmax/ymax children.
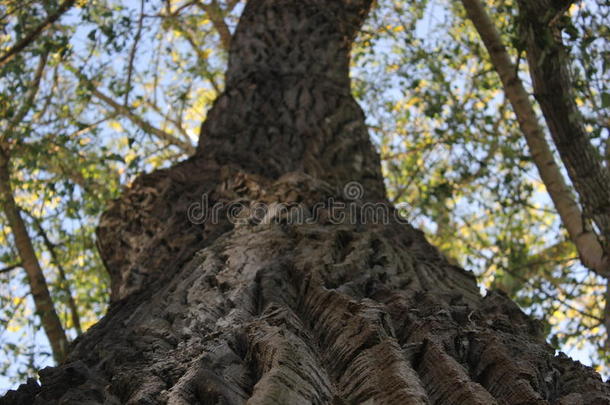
<box><xmin>2</xmin><ymin>0</ymin><xmax>609</xmax><ymax>404</ymax></box>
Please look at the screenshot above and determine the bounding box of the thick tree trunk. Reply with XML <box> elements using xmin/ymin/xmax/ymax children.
<box><xmin>3</xmin><ymin>1</ymin><xmax>609</xmax><ymax>404</ymax></box>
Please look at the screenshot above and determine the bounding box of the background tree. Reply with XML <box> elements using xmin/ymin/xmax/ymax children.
<box><xmin>458</xmin><ymin>0</ymin><xmax>610</xmax><ymax>354</ymax></box>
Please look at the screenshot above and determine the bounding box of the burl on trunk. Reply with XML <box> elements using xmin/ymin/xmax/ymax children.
<box><xmin>3</xmin><ymin>0</ymin><xmax>609</xmax><ymax>404</ymax></box>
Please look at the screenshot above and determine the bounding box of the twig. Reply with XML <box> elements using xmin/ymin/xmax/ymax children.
<box><xmin>71</xmin><ymin>68</ymin><xmax>196</xmax><ymax>154</ymax></box>
<box><xmin>124</xmin><ymin>0</ymin><xmax>146</xmax><ymax>106</ymax></box>
<box><xmin>0</xmin><ymin>0</ymin><xmax>75</xmax><ymax>68</ymax></box>
<box><xmin>0</xmin><ymin>263</ymin><xmax>21</xmax><ymax>274</ymax></box>
<box><xmin>195</xmin><ymin>0</ymin><xmax>232</xmax><ymax>51</ymax></box>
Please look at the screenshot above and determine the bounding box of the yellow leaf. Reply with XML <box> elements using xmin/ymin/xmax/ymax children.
<box><xmin>7</xmin><ymin>322</ymin><xmax>21</xmax><ymax>332</ymax></box>
<box><xmin>108</xmin><ymin>120</ymin><xmax>123</xmax><ymax>132</ymax></box>
<box><xmin>405</xmin><ymin>97</ymin><xmax>421</xmax><ymax>108</ymax></box>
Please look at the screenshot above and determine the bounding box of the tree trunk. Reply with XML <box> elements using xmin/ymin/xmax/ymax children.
<box><xmin>516</xmin><ymin>0</ymin><xmax>610</xmax><ymax>351</ymax></box>
<box><xmin>516</xmin><ymin>0</ymin><xmax>610</xmax><ymax>274</ymax></box>
<box><xmin>0</xmin><ymin>151</ymin><xmax>69</xmax><ymax>363</ymax></box>
<box><xmin>3</xmin><ymin>1</ymin><xmax>609</xmax><ymax>404</ymax></box>
<box><xmin>460</xmin><ymin>0</ymin><xmax>609</xmax><ymax>278</ymax></box>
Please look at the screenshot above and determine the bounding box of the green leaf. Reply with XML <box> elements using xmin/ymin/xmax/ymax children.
<box><xmin>601</xmin><ymin>92</ymin><xmax>610</xmax><ymax>109</ymax></box>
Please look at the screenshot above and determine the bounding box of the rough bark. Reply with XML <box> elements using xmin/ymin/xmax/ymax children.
<box><xmin>0</xmin><ymin>151</ymin><xmax>69</xmax><ymax>363</ymax></box>
<box><xmin>460</xmin><ymin>0</ymin><xmax>609</xmax><ymax>278</ymax></box>
<box><xmin>3</xmin><ymin>1</ymin><xmax>609</xmax><ymax>404</ymax></box>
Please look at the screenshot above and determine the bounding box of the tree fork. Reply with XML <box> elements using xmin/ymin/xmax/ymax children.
<box><xmin>2</xmin><ymin>1</ymin><xmax>609</xmax><ymax>403</ymax></box>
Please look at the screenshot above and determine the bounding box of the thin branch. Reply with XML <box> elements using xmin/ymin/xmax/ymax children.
<box><xmin>23</xmin><ymin>210</ymin><xmax>82</xmax><ymax>335</ymax></box>
<box><xmin>0</xmin><ymin>0</ymin><xmax>39</xmax><ymax>23</ymax></box>
<box><xmin>33</xmin><ymin>61</ymin><xmax>60</xmax><ymax>123</ymax></box>
<box><xmin>166</xmin><ymin>0</ymin><xmax>198</xmax><ymax>16</ymax></box>
<box><xmin>498</xmin><ymin>261</ymin><xmax>604</xmax><ymax>323</ymax></box>
<box><xmin>0</xmin><ymin>263</ymin><xmax>21</xmax><ymax>274</ymax></box>
<box><xmin>143</xmin><ymin>99</ymin><xmax>193</xmax><ymax>143</ymax></box>
<box><xmin>66</xmin><ymin>117</ymin><xmax>110</xmax><ymax>139</ymax></box>
<box><xmin>170</xmin><ymin>22</ymin><xmax>222</xmax><ymax>92</ymax></box>
<box><xmin>604</xmin><ymin>280</ymin><xmax>610</xmax><ymax>351</ymax></box>
<box><xmin>2</xmin><ymin>50</ymin><xmax>49</xmax><ymax>143</ymax></box>
<box><xmin>124</xmin><ymin>0</ymin><xmax>146</xmax><ymax>106</ymax></box>
<box><xmin>225</xmin><ymin>0</ymin><xmax>241</xmax><ymax>13</ymax></box>
<box><xmin>72</xmin><ymin>69</ymin><xmax>196</xmax><ymax>155</ymax></box>
<box><xmin>0</xmin><ymin>291</ymin><xmax>28</xmax><ymax>340</ymax></box>
<box><xmin>194</xmin><ymin>0</ymin><xmax>232</xmax><ymax>51</ymax></box>
<box><xmin>93</xmin><ymin>87</ymin><xmax>196</xmax><ymax>154</ymax></box>
<box><xmin>0</xmin><ymin>0</ymin><xmax>75</xmax><ymax>69</ymax></box>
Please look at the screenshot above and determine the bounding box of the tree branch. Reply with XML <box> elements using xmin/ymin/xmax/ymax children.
<box><xmin>23</xmin><ymin>210</ymin><xmax>82</xmax><ymax>335</ymax></box>
<box><xmin>0</xmin><ymin>0</ymin><xmax>75</xmax><ymax>69</ymax></box>
<box><xmin>73</xmin><ymin>70</ymin><xmax>196</xmax><ymax>155</ymax></box>
<box><xmin>0</xmin><ymin>262</ymin><xmax>21</xmax><ymax>274</ymax></box>
<box><xmin>3</xmin><ymin>50</ymin><xmax>49</xmax><ymax>142</ymax></box>
<box><xmin>144</xmin><ymin>99</ymin><xmax>193</xmax><ymax>143</ymax></box>
<box><xmin>169</xmin><ymin>21</ymin><xmax>222</xmax><ymax>92</ymax></box>
<box><xmin>195</xmin><ymin>0</ymin><xmax>232</xmax><ymax>51</ymax></box>
<box><xmin>517</xmin><ymin>0</ymin><xmax>610</xmax><ymax>270</ymax></box>
<box><xmin>124</xmin><ymin>0</ymin><xmax>145</xmax><ymax>106</ymax></box>
<box><xmin>0</xmin><ymin>151</ymin><xmax>68</xmax><ymax>362</ymax></box>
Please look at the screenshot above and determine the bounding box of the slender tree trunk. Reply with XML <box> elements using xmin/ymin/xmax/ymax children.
<box><xmin>516</xmin><ymin>0</ymin><xmax>610</xmax><ymax>273</ymax></box>
<box><xmin>3</xmin><ymin>1</ymin><xmax>609</xmax><ymax>404</ymax></box>
<box><xmin>516</xmin><ymin>0</ymin><xmax>610</xmax><ymax>351</ymax></box>
<box><xmin>26</xmin><ymin>211</ymin><xmax>82</xmax><ymax>335</ymax></box>
<box><xmin>461</xmin><ymin>0</ymin><xmax>609</xmax><ymax>278</ymax></box>
<box><xmin>0</xmin><ymin>151</ymin><xmax>69</xmax><ymax>363</ymax></box>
